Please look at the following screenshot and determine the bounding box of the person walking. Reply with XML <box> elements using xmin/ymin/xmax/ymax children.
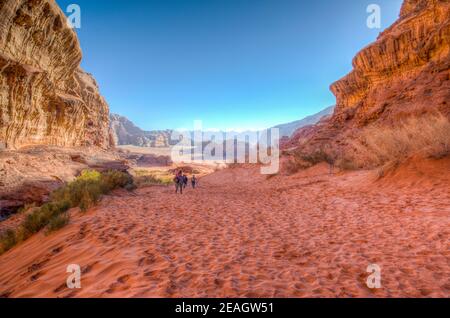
<box><xmin>191</xmin><ymin>175</ymin><xmax>197</xmax><ymax>189</ymax></box>
<box><xmin>174</xmin><ymin>170</ymin><xmax>184</xmax><ymax>194</ymax></box>
<box><xmin>182</xmin><ymin>174</ymin><xmax>188</xmax><ymax>189</ymax></box>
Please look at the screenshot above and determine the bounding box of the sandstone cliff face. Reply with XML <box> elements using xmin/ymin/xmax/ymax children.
<box><xmin>0</xmin><ymin>0</ymin><xmax>111</xmax><ymax>149</ymax></box>
<box><xmin>292</xmin><ymin>0</ymin><xmax>450</xmax><ymax>152</ymax></box>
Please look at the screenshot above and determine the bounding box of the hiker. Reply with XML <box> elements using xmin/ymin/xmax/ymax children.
<box><xmin>191</xmin><ymin>175</ymin><xmax>197</xmax><ymax>189</ymax></box>
<box><xmin>174</xmin><ymin>170</ymin><xmax>184</xmax><ymax>194</ymax></box>
<box><xmin>183</xmin><ymin>174</ymin><xmax>188</xmax><ymax>189</ymax></box>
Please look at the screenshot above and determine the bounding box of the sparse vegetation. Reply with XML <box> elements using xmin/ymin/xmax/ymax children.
<box><xmin>17</xmin><ymin>203</ymin><xmax>36</xmax><ymax>214</ymax></box>
<box><xmin>335</xmin><ymin>158</ymin><xmax>359</xmax><ymax>171</ymax></box>
<box><xmin>342</xmin><ymin>113</ymin><xmax>450</xmax><ymax>169</ymax></box>
<box><xmin>51</xmin><ymin>170</ymin><xmax>133</xmax><ymax>212</ymax></box>
<box><xmin>0</xmin><ymin>170</ymin><xmax>134</xmax><ymax>255</ymax></box>
<box><xmin>285</xmin><ymin>113</ymin><xmax>450</xmax><ymax>175</ymax></box>
<box><xmin>284</xmin><ymin>157</ymin><xmax>311</xmax><ymax>174</ymax></box>
<box><xmin>300</xmin><ymin>148</ymin><xmax>334</xmax><ymax>166</ymax></box>
<box><xmin>46</xmin><ymin>213</ymin><xmax>70</xmax><ymax>234</ymax></box>
<box><xmin>286</xmin><ymin>146</ymin><xmax>336</xmax><ymax>174</ymax></box>
<box><xmin>22</xmin><ymin>200</ymin><xmax>70</xmax><ymax>236</ymax></box>
<box><xmin>133</xmin><ymin>169</ymin><xmax>174</xmax><ymax>187</ymax></box>
<box><xmin>0</xmin><ymin>230</ymin><xmax>17</xmax><ymax>254</ymax></box>
<box><xmin>168</xmin><ymin>166</ymin><xmax>201</xmax><ymax>175</ymax></box>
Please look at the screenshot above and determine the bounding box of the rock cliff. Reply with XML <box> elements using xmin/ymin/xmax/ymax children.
<box><xmin>292</xmin><ymin>0</ymin><xmax>450</xmax><ymax>153</ymax></box>
<box><xmin>110</xmin><ymin>113</ymin><xmax>174</xmax><ymax>148</ymax></box>
<box><xmin>0</xmin><ymin>0</ymin><xmax>111</xmax><ymax>149</ymax></box>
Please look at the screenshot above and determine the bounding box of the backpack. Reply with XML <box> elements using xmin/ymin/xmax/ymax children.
<box><xmin>174</xmin><ymin>175</ymin><xmax>182</xmax><ymax>183</ymax></box>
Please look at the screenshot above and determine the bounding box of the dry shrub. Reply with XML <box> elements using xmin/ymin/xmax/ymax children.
<box><xmin>133</xmin><ymin>169</ymin><xmax>174</xmax><ymax>187</ymax></box>
<box><xmin>46</xmin><ymin>213</ymin><xmax>70</xmax><ymax>234</ymax></box>
<box><xmin>0</xmin><ymin>170</ymin><xmax>134</xmax><ymax>255</ymax></box>
<box><xmin>335</xmin><ymin>158</ymin><xmax>359</xmax><ymax>171</ymax></box>
<box><xmin>51</xmin><ymin>170</ymin><xmax>134</xmax><ymax>211</ymax></box>
<box><xmin>135</xmin><ymin>175</ymin><xmax>172</xmax><ymax>187</ymax></box>
<box><xmin>284</xmin><ymin>145</ymin><xmax>337</xmax><ymax>175</ymax></box>
<box><xmin>0</xmin><ymin>230</ymin><xmax>17</xmax><ymax>255</ymax></box>
<box><xmin>284</xmin><ymin>157</ymin><xmax>312</xmax><ymax>174</ymax></box>
<box><xmin>343</xmin><ymin>113</ymin><xmax>450</xmax><ymax>168</ymax></box>
<box><xmin>168</xmin><ymin>166</ymin><xmax>201</xmax><ymax>175</ymax></box>
<box><xmin>299</xmin><ymin>148</ymin><xmax>335</xmax><ymax>166</ymax></box>
<box><xmin>22</xmin><ymin>201</ymin><xmax>70</xmax><ymax>236</ymax></box>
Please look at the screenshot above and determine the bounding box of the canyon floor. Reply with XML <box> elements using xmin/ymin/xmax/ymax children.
<box><xmin>0</xmin><ymin>160</ymin><xmax>449</xmax><ymax>298</ymax></box>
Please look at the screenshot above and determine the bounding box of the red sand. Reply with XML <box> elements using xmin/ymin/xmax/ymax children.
<box><xmin>0</xmin><ymin>160</ymin><xmax>449</xmax><ymax>298</ymax></box>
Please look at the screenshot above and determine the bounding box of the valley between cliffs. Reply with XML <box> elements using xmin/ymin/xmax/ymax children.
<box><xmin>0</xmin><ymin>0</ymin><xmax>449</xmax><ymax>299</ymax></box>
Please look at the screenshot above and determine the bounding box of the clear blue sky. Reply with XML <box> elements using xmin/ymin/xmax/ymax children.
<box><xmin>56</xmin><ymin>0</ymin><xmax>403</xmax><ymax>131</ymax></box>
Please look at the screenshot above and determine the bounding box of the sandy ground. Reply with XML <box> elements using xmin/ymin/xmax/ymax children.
<box><xmin>118</xmin><ymin>145</ymin><xmax>229</xmax><ymax>168</ymax></box>
<box><xmin>0</xmin><ymin>159</ymin><xmax>449</xmax><ymax>298</ymax></box>
<box><xmin>118</xmin><ymin>145</ymin><xmax>174</xmax><ymax>157</ymax></box>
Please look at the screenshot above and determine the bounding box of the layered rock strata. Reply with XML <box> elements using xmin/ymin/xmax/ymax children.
<box><xmin>291</xmin><ymin>0</ymin><xmax>450</xmax><ymax>152</ymax></box>
<box><xmin>0</xmin><ymin>0</ymin><xmax>111</xmax><ymax>149</ymax></box>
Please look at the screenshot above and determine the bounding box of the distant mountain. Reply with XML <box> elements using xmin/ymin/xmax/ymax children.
<box><xmin>274</xmin><ymin>106</ymin><xmax>335</xmax><ymax>137</ymax></box>
<box><xmin>111</xmin><ymin>107</ymin><xmax>335</xmax><ymax>148</ymax></box>
<box><xmin>110</xmin><ymin>114</ymin><xmax>175</xmax><ymax>148</ymax></box>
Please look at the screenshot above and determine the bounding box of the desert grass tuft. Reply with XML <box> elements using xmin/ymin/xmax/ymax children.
<box><xmin>46</xmin><ymin>213</ymin><xmax>70</xmax><ymax>234</ymax></box>
<box><xmin>342</xmin><ymin>113</ymin><xmax>450</xmax><ymax>169</ymax></box>
<box><xmin>133</xmin><ymin>169</ymin><xmax>174</xmax><ymax>187</ymax></box>
<box><xmin>0</xmin><ymin>170</ymin><xmax>134</xmax><ymax>255</ymax></box>
<box><xmin>285</xmin><ymin>113</ymin><xmax>450</xmax><ymax>174</ymax></box>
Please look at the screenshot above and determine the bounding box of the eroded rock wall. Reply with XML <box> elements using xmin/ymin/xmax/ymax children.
<box><xmin>0</xmin><ymin>0</ymin><xmax>110</xmax><ymax>149</ymax></box>
<box><xmin>293</xmin><ymin>0</ymin><xmax>450</xmax><ymax>152</ymax></box>
<box><xmin>331</xmin><ymin>0</ymin><xmax>449</xmax><ymax>124</ymax></box>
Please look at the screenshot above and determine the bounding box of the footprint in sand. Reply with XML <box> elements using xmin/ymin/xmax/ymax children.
<box><xmin>105</xmin><ymin>274</ymin><xmax>133</xmax><ymax>294</ymax></box>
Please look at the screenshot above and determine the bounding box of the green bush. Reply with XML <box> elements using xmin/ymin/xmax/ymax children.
<box><xmin>0</xmin><ymin>170</ymin><xmax>134</xmax><ymax>255</ymax></box>
<box><xmin>78</xmin><ymin>169</ymin><xmax>102</xmax><ymax>182</ymax></box>
<box><xmin>0</xmin><ymin>230</ymin><xmax>17</xmax><ymax>254</ymax></box>
<box><xmin>22</xmin><ymin>200</ymin><xmax>70</xmax><ymax>236</ymax></box>
<box><xmin>51</xmin><ymin>170</ymin><xmax>133</xmax><ymax>211</ymax></box>
<box><xmin>100</xmin><ymin>170</ymin><xmax>134</xmax><ymax>192</ymax></box>
<box><xmin>138</xmin><ymin>175</ymin><xmax>173</xmax><ymax>187</ymax></box>
<box><xmin>17</xmin><ymin>203</ymin><xmax>36</xmax><ymax>214</ymax></box>
<box><xmin>46</xmin><ymin>213</ymin><xmax>70</xmax><ymax>234</ymax></box>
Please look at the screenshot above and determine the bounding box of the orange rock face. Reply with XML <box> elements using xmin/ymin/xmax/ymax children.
<box><xmin>291</xmin><ymin>0</ymin><xmax>450</xmax><ymax>151</ymax></box>
<box><xmin>0</xmin><ymin>0</ymin><xmax>111</xmax><ymax>149</ymax></box>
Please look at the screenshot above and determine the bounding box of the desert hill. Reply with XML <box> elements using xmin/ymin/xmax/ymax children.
<box><xmin>0</xmin><ymin>160</ymin><xmax>449</xmax><ymax>297</ymax></box>
<box><xmin>274</xmin><ymin>106</ymin><xmax>334</xmax><ymax>138</ymax></box>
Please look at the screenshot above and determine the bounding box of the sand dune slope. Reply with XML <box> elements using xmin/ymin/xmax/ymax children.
<box><xmin>0</xmin><ymin>161</ymin><xmax>449</xmax><ymax>298</ymax></box>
